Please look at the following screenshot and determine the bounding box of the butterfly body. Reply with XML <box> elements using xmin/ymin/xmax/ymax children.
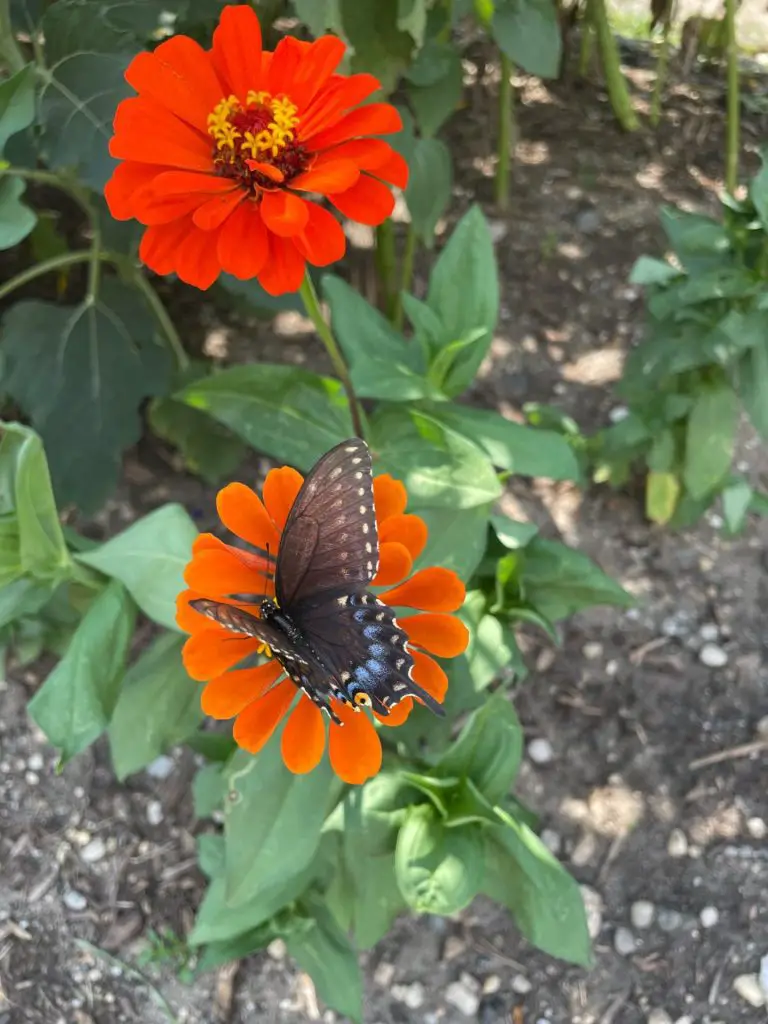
<box><xmin>190</xmin><ymin>438</ymin><xmax>444</xmax><ymax>725</ymax></box>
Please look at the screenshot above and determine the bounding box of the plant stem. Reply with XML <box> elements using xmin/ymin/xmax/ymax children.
<box><xmin>724</xmin><ymin>0</ymin><xmax>740</xmax><ymax>193</ymax></box>
<box><xmin>0</xmin><ymin>0</ymin><xmax>26</xmax><ymax>73</ymax></box>
<box><xmin>650</xmin><ymin>13</ymin><xmax>672</xmax><ymax>127</ymax></box>
<box><xmin>588</xmin><ymin>0</ymin><xmax>639</xmax><ymax>131</ymax></box>
<box><xmin>495</xmin><ymin>51</ymin><xmax>514</xmax><ymax>210</ymax></box>
<box><xmin>0</xmin><ymin>250</ymin><xmax>92</xmax><ymax>302</ymax></box>
<box><xmin>578</xmin><ymin>19</ymin><xmax>594</xmax><ymax>77</ymax></box>
<box><xmin>375</xmin><ymin>219</ymin><xmax>398</xmax><ymax>321</ymax></box>
<box><xmin>394</xmin><ymin>224</ymin><xmax>417</xmax><ymax>331</ymax></box>
<box><xmin>129</xmin><ymin>269</ymin><xmax>190</xmax><ymax>372</ymax></box>
<box><xmin>299</xmin><ymin>272</ymin><xmax>365</xmax><ymax>439</ymax></box>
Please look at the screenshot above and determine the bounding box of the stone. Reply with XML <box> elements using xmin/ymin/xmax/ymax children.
<box><xmin>442</xmin><ymin>935</ymin><xmax>466</xmax><ymax>960</ymax></box>
<box><xmin>747</xmin><ymin>817</ymin><xmax>767</xmax><ymax>839</ymax></box>
<box><xmin>733</xmin><ymin>974</ymin><xmax>766</xmax><ymax>1008</ymax></box>
<box><xmin>760</xmin><ymin>953</ymin><xmax>768</xmax><ymax>996</ymax></box>
<box><xmin>511</xmin><ymin>975</ymin><xmax>532</xmax><ymax>995</ymax></box>
<box><xmin>373</xmin><ymin>962</ymin><xmax>395</xmax><ymax>987</ymax></box>
<box><xmin>146</xmin><ymin>755</ymin><xmax>175</xmax><ymax>779</ymax></box>
<box><xmin>657</xmin><ymin>909</ymin><xmax>683</xmax><ymax>932</ymax></box>
<box><xmin>699</xmin><ymin>906</ymin><xmax>719</xmax><ymax>929</ymax></box>
<box><xmin>27</xmin><ymin>752</ymin><xmax>44</xmax><ymax>772</ymax></box>
<box><xmin>81</xmin><ymin>838</ymin><xmax>107</xmax><ymax>864</ymax></box>
<box><xmin>582</xmin><ymin>642</ymin><xmax>603</xmax><ymax>660</ymax></box>
<box><xmin>614</xmin><ymin>927</ymin><xmax>636</xmax><ymax>956</ymax></box>
<box><xmin>630</xmin><ymin>900</ymin><xmax>655</xmax><ymax>929</ymax></box>
<box><xmin>699</xmin><ymin>643</ymin><xmax>728</xmax><ymax>668</ymax></box>
<box><xmin>575</xmin><ymin>208</ymin><xmax>601</xmax><ymax>234</ymax></box>
<box><xmin>757</xmin><ymin>715</ymin><xmax>768</xmax><ymax>737</ymax></box>
<box><xmin>527</xmin><ymin>738</ymin><xmax>554</xmax><ymax>765</ymax></box>
<box><xmin>146</xmin><ymin>800</ymin><xmax>163</xmax><ymax>826</ymax></box>
<box><xmin>392</xmin><ymin>983</ymin><xmax>424</xmax><ymax>1010</ymax></box>
<box><xmin>267</xmin><ymin>938</ymin><xmax>286</xmax><ymax>961</ymax></box>
<box><xmin>699</xmin><ymin>623</ymin><xmax>719</xmax><ymax>642</ymax></box>
<box><xmin>580</xmin><ymin>885</ymin><xmax>603</xmax><ymax>939</ymax></box>
<box><xmin>63</xmin><ymin>889</ymin><xmax>87</xmax><ymax>912</ymax></box>
<box><xmin>647</xmin><ymin>1011</ymin><xmax>672</xmax><ymax>1024</ymax></box>
<box><xmin>540</xmin><ymin>829</ymin><xmax>562</xmax><ymax>855</ymax></box>
<box><xmin>571</xmin><ymin>831</ymin><xmax>597</xmax><ymax>867</ymax></box>
<box><xmin>482</xmin><ymin>975</ymin><xmax>501</xmax><ymax>996</ymax></box>
<box><xmin>667</xmin><ymin>828</ymin><xmax>688</xmax><ymax>858</ymax></box>
<box><xmin>445</xmin><ymin>979</ymin><xmax>480</xmax><ymax>1017</ymax></box>
<box><xmin>608</xmin><ymin>406</ymin><xmax>629</xmax><ymax>423</ymax></box>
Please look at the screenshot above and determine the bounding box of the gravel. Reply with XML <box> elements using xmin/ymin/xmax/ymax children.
<box><xmin>80</xmin><ymin>837</ymin><xmax>107</xmax><ymax>863</ymax></box>
<box><xmin>667</xmin><ymin>828</ymin><xmax>689</xmax><ymax>858</ymax></box>
<box><xmin>145</xmin><ymin>755</ymin><xmax>175</xmax><ymax>779</ymax></box>
<box><xmin>511</xmin><ymin>975</ymin><xmax>532</xmax><ymax>995</ymax></box>
<box><xmin>63</xmin><ymin>889</ymin><xmax>87</xmax><ymax>912</ymax></box>
<box><xmin>630</xmin><ymin>900</ymin><xmax>655</xmax><ymax>929</ymax></box>
<box><xmin>445</xmin><ymin>976</ymin><xmax>481</xmax><ymax>1017</ymax></box>
<box><xmin>733</xmin><ymin>974</ymin><xmax>766</xmax><ymax>1007</ymax></box>
<box><xmin>580</xmin><ymin>886</ymin><xmax>604</xmax><ymax>939</ymax></box>
<box><xmin>699</xmin><ymin>906</ymin><xmax>719</xmax><ymax>929</ymax></box>
<box><xmin>146</xmin><ymin>799</ymin><xmax>164</xmax><ymax>826</ymax></box>
<box><xmin>647</xmin><ymin>1010</ymin><xmax>673</xmax><ymax>1024</ymax></box>
<box><xmin>657</xmin><ymin>909</ymin><xmax>683</xmax><ymax>932</ymax></box>
<box><xmin>527</xmin><ymin>738</ymin><xmax>554</xmax><ymax>765</ymax></box>
<box><xmin>392</xmin><ymin>982</ymin><xmax>424</xmax><ymax>1009</ymax></box>
<box><xmin>699</xmin><ymin>643</ymin><xmax>728</xmax><ymax>667</ymax></box>
<box><xmin>613</xmin><ymin>926</ymin><xmax>637</xmax><ymax>956</ymax></box>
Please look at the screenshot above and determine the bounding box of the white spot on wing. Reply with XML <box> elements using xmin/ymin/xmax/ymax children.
<box><xmin>362</xmin><ymin>523</ymin><xmax>369</xmax><ymax>534</ymax></box>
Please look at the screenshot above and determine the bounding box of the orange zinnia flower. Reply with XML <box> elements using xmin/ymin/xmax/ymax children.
<box><xmin>176</xmin><ymin>467</ymin><xmax>468</xmax><ymax>785</ymax></box>
<box><xmin>105</xmin><ymin>5</ymin><xmax>407</xmax><ymax>295</ymax></box>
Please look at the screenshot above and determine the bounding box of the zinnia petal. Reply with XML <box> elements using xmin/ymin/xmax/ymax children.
<box><xmin>211</xmin><ymin>4</ymin><xmax>263</xmax><ymax>100</ymax></box>
<box><xmin>217</xmin><ymin>201</ymin><xmax>269</xmax><ymax>279</ymax></box>
<box><xmin>184</xmin><ymin>547</ymin><xmax>270</xmax><ymax>597</ymax></box>
<box><xmin>375</xmin><ymin>699</ymin><xmax>413</xmax><ymax>727</ymax></box>
<box><xmin>380</xmin><ymin>568</ymin><xmax>465</xmax><ymax>613</ymax></box>
<box><xmin>266</xmin><ymin>35</ymin><xmax>305</xmax><ymax>97</ymax></box>
<box><xmin>262</xmin><ymin>467</ymin><xmax>304</xmax><ymax>531</ymax></box>
<box><xmin>111</xmin><ymin>97</ymin><xmax>211</xmax><ymax>171</ymax></box>
<box><xmin>402</xmin><ymin>613</ymin><xmax>470</xmax><ymax>658</ymax></box>
<box><xmin>294</xmin><ymin>202</ymin><xmax>346</xmax><ymax>267</ymax></box>
<box><xmin>324</xmin><ymin>138</ymin><xmax>408</xmax><ymax>188</ymax></box>
<box><xmin>105</xmin><ymin>161</ymin><xmax>167</xmax><ymax>220</ymax></box>
<box><xmin>201</xmin><ymin>662</ymin><xmax>283</xmax><ymax>718</ymax></box>
<box><xmin>281</xmin><ymin>695</ymin><xmax>326</xmax><ymax>774</ymax></box>
<box><xmin>261</xmin><ymin>190</ymin><xmax>310</xmax><ymax>237</ymax></box>
<box><xmin>372</xmin><ymin>541</ymin><xmax>412</xmax><ymax>587</ymax></box>
<box><xmin>305</xmin><ymin>103</ymin><xmax>403</xmax><ymax>150</ymax></box>
<box><xmin>183</xmin><ymin>628</ymin><xmax>263</xmax><ymax>680</ymax></box>
<box><xmin>125</xmin><ymin>36</ymin><xmax>223</xmax><ymax>130</ymax></box>
<box><xmin>284</xmin><ymin>34</ymin><xmax>347</xmax><ymax>110</ymax></box>
<box><xmin>233</xmin><ymin>679</ymin><xmax>296</xmax><ymax>754</ymax></box>
<box><xmin>330</xmin><ymin>174</ymin><xmax>395</xmax><ymax>226</ymax></box>
<box><xmin>139</xmin><ymin>218</ymin><xmax>196</xmax><ymax>276</ymax></box>
<box><xmin>216</xmin><ymin>482</ymin><xmax>281</xmax><ymax>552</ymax></box>
<box><xmin>193</xmin><ymin>187</ymin><xmax>245</xmax><ymax>231</ymax></box>
<box><xmin>289</xmin><ymin>159</ymin><xmax>360</xmax><ymax>195</ymax></box>
<box><xmin>174</xmin><ymin>222</ymin><xmax>224</xmax><ymax>289</ymax></box>
<box><xmin>299</xmin><ymin>73</ymin><xmax>381</xmax><ymax>139</ymax></box>
<box><xmin>373</xmin><ymin>475</ymin><xmax>408</xmax><ymax>524</ymax></box>
<box><xmin>379</xmin><ymin>513</ymin><xmax>427</xmax><ymax>560</ymax></box>
<box><xmin>257</xmin><ymin>233</ymin><xmax>305</xmax><ymax>296</ymax></box>
<box><xmin>411</xmin><ymin>648</ymin><xmax>449</xmax><ymax>701</ymax></box>
<box><xmin>328</xmin><ymin>701</ymin><xmax>382</xmax><ymax>785</ymax></box>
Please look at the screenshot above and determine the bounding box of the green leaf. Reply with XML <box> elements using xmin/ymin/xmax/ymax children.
<box><xmin>28</xmin><ymin>579</ymin><xmax>136</xmax><ymax>761</ymax></box>
<box><xmin>0</xmin><ymin>175</ymin><xmax>36</xmax><ymax>249</ymax></box>
<box><xmin>370</xmin><ymin>405</ymin><xmax>501</xmax><ymax>508</ymax></box>
<box><xmin>738</xmin><ymin>334</ymin><xmax>768</xmax><ymax>439</ymax></box>
<box><xmin>108</xmin><ymin>633</ymin><xmax>202</xmax><ymax>779</ymax></box>
<box><xmin>284</xmin><ymin>899</ymin><xmax>363</xmax><ymax>1024</ymax></box>
<box><xmin>647</xmin><ymin>429</ymin><xmax>675</xmax><ymax>473</ymax></box>
<box><xmin>224</xmin><ymin>744</ymin><xmax>334</xmax><ymax>906</ymax></box>
<box><xmin>648</xmin><ymin>268</ymin><xmax>757</xmax><ymax>321</ymax></box>
<box><xmin>749</xmin><ymin>147</ymin><xmax>768</xmax><ymax>232</ymax></box>
<box><xmin>482</xmin><ymin>810</ymin><xmax>592</xmax><ymax>966</ymax></box>
<box><xmin>395</xmin><ymin>805</ymin><xmax>484</xmax><ymax>915</ymax></box>
<box><xmin>0</xmin><ymin>422</ymin><xmax>71</xmax><ymax>580</ymax></box>
<box><xmin>659</xmin><ymin>206</ymin><xmax>731</xmax><ymax>273</ymax></box>
<box><xmin>2</xmin><ymin>279</ymin><xmax>174</xmax><ymax>513</ymax></box>
<box><xmin>427</xmin><ymin>404</ymin><xmax>582</xmax><ymax>482</ymax></box>
<box><xmin>722</xmin><ymin>478</ymin><xmax>753</xmax><ymax>534</ymax></box>
<box><xmin>77</xmin><ymin>504</ymin><xmax>197</xmax><ymax>631</ymax></box>
<box><xmin>628</xmin><ymin>256</ymin><xmax>682</xmax><ymax>287</ymax></box>
<box><xmin>40</xmin><ymin>0</ymin><xmax>168</xmax><ymax>64</ymax></box>
<box><xmin>340</xmin><ymin>0</ymin><xmax>414</xmax><ymax>93</ymax></box>
<box><xmin>39</xmin><ymin>53</ymin><xmax>133</xmax><ymax>190</ymax></box>
<box><xmin>404</xmin><ymin>136</ymin><xmax>453</xmax><ymax>246</ymax></box>
<box><xmin>491</xmin><ymin>514</ymin><xmax>538</xmax><ymax>550</ymax></box>
<box><xmin>397</xmin><ymin>0</ymin><xmax>429</xmax><ymax>43</ymax></box>
<box><xmin>491</xmin><ymin>0</ymin><xmax>561</xmax><ymax>78</ymax></box>
<box><xmin>520</xmin><ymin>538</ymin><xmax>632</xmax><ymax>621</ymax></box>
<box><xmin>197</xmin><ymin>834</ymin><xmax>226</xmax><ymax>880</ymax></box>
<box><xmin>683</xmin><ymin>386</ymin><xmax>738</xmax><ymax>499</ymax></box>
<box><xmin>645</xmin><ymin>471</ymin><xmax>680</xmax><ymax>525</ymax></box>
<box><xmin>177</xmin><ymin>364</ymin><xmax>354</xmax><ymax>471</ymax></box>
<box><xmin>461</xmin><ymin>592</ymin><xmax>521</xmax><ymax>688</ymax></box>
<box><xmin>197</xmin><ymin>924</ymin><xmax>274</xmax><ymax>973</ymax></box>
<box><xmin>0</xmin><ymin>64</ymin><xmax>36</xmax><ymax>154</ymax></box>
<box><xmin>426</xmin><ymin>206</ymin><xmax>499</xmax><ymax>395</ymax></box>
<box><xmin>292</xmin><ymin>0</ymin><xmax>344</xmax><ymax>36</ymax></box>
<box><xmin>404</xmin><ymin>36</ymin><xmax>456</xmax><ymax>86</ymax></box>
<box><xmin>149</xmin><ymin>364</ymin><xmax>246</xmax><ymax>484</ymax></box>
<box><xmin>436</xmin><ymin>694</ymin><xmax>523</xmax><ymax>803</ymax></box>
<box><xmin>192</xmin><ymin>763</ymin><xmax>225</xmax><ymax>819</ymax></box>
<box><xmin>217</xmin><ymin>273</ymin><xmax>304</xmax><ymax>315</ymax></box>
<box><xmin>406</xmin><ymin>47</ymin><xmax>463</xmax><ymax>137</ymax></box>
<box><xmin>415</xmin><ymin>504</ymin><xmax>492</xmax><ymax>582</ymax></box>
<box><xmin>323</xmin><ymin>276</ymin><xmax>435</xmax><ymax>401</ymax></box>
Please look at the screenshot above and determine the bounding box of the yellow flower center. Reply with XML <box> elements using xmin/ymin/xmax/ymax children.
<box><xmin>207</xmin><ymin>91</ymin><xmax>307</xmax><ymax>190</ymax></box>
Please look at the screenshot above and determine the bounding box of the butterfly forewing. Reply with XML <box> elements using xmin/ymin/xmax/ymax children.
<box><xmin>276</xmin><ymin>438</ymin><xmax>379</xmax><ymax>609</ymax></box>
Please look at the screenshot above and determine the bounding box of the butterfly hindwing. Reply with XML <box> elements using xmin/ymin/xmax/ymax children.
<box><xmin>276</xmin><ymin>438</ymin><xmax>379</xmax><ymax>608</ymax></box>
<box><xmin>293</xmin><ymin>589</ymin><xmax>444</xmax><ymax>718</ymax></box>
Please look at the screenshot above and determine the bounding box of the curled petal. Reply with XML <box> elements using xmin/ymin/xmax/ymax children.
<box><xmin>300</xmin><ymin>73</ymin><xmax>381</xmax><ymax>139</ymax></box>
<box><xmin>233</xmin><ymin>679</ymin><xmax>296</xmax><ymax>754</ymax></box>
<box><xmin>372</xmin><ymin>541</ymin><xmax>412</xmax><ymax>588</ymax></box>
<box><xmin>324</xmin><ymin>138</ymin><xmax>408</xmax><ymax>188</ymax></box>
<box><xmin>402</xmin><ymin>613</ymin><xmax>469</xmax><ymax>658</ymax></box>
<box><xmin>201</xmin><ymin>662</ymin><xmax>283</xmax><ymax>718</ymax></box>
<box><xmin>263</xmin><ymin>466</ymin><xmax>304</xmax><ymax>531</ymax></box>
<box><xmin>379</xmin><ymin>513</ymin><xmax>427</xmax><ymax>560</ymax></box>
<box><xmin>216</xmin><ymin>482</ymin><xmax>280</xmax><ymax>552</ymax></box>
<box><xmin>410</xmin><ymin>648</ymin><xmax>448</xmax><ymax>701</ymax></box>
<box><xmin>281</xmin><ymin>695</ymin><xmax>326</xmax><ymax>773</ymax></box>
<box><xmin>285</xmin><ymin>34</ymin><xmax>347</xmax><ymax>110</ymax></box>
<box><xmin>328</xmin><ymin>701</ymin><xmax>382</xmax><ymax>784</ymax></box>
<box><xmin>373</xmin><ymin>474</ymin><xmax>407</xmax><ymax>524</ymax></box>
<box><xmin>183</xmin><ymin>629</ymin><xmax>262</xmax><ymax>680</ymax></box>
<box><xmin>380</xmin><ymin>567</ymin><xmax>465</xmax><ymax>613</ymax></box>
<box><xmin>375</xmin><ymin>698</ymin><xmax>413</xmax><ymax>727</ymax></box>
<box><xmin>193</xmin><ymin>188</ymin><xmax>245</xmax><ymax>231</ymax></box>
<box><xmin>261</xmin><ymin>190</ymin><xmax>310</xmax><ymax>237</ymax></box>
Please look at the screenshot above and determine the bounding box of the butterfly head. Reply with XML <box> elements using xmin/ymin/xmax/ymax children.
<box><xmin>260</xmin><ymin>598</ymin><xmax>279</xmax><ymax>621</ymax></box>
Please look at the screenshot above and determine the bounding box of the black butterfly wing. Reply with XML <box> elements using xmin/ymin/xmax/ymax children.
<box><xmin>189</xmin><ymin>599</ymin><xmax>342</xmax><ymax>722</ymax></box>
<box><xmin>294</xmin><ymin>590</ymin><xmax>445</xmax><ymax>718</ymax></box>
<box><xmin>275</xmin><ymin>438</ymin><xmax>379</xmax><ymax>609</ymax></box>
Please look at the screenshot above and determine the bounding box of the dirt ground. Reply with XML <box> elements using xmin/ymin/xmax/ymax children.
<box><xmin>2</xmin><ymin>30</ymin><xmax>768</xmax><ymax>1024</ymax></box>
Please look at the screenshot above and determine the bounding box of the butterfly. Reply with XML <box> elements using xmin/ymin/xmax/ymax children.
<box><xmin>190</xmin><ymin>438</ymin><xmax>444</xmax><ymax>726</ymax></box>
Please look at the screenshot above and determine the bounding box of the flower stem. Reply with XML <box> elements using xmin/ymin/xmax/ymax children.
<box><xmin>375</xmin><ymin>219</ymin><xmax>398</xmax><ymax>321</ymax></box>
<box><xmin>299</xmin><ymin>272</ymin><xmax>366</xmax><ymax>440</ymax></box>
<box><xmin>588</xmin><ymin>0</ymin><xmax>639</xmax><ymax>131</ymax></box>
<box><xmin>495</xmin><ymin>51</ymin><xmax>515</xmax><ymax>210</ymax></box>
<box><xmin>0</xmin><ymin>250</ymin><xmax>92</xmax><ymax>302</ymax></box>
<box><xmin>129</xmin><ymin>269</ymin><xmax>190</xmax><ymax>372</ymax></box>
<box><xmin>724</xmin><ymin>0</ymin><xmax>740</xmax><ymax>194</ymax></box>
<box><xmin>394</xmin><ymin>224</ymin><xmax>417</xmax><ymax>331</ymax></box>
<box><xmin>578</xmin><ymin>18</ymin><xmax>594</xmax><ymax>77</ymax></box>
<box><xmin>650</xmin><ymin>14</ymin><xmax>672</xmax><ymax>128</ymax></box>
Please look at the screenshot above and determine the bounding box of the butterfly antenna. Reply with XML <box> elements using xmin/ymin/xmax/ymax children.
<box><xmin>266</xmin><ymin>541</ymin><xmax>273</xmax><ymax>601</ymax></box>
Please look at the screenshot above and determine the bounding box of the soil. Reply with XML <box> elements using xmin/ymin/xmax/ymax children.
<box><xmin>2</xmin><ymin>29</ymin><xmax>768</xmax><ymax>1024</ymax></box>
